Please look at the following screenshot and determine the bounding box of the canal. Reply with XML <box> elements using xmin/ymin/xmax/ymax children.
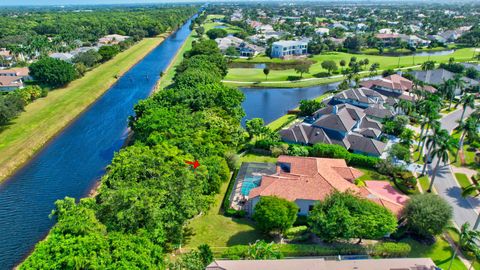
<box><xmin>0</xmin><ymin>16</ymin><xmax>195</xmax><ymax>269</ymax></box>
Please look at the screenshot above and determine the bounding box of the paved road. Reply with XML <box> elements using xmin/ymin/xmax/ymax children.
<box><xmin>428</xmin><ymin>107</ymin><xmax>479</xmax><ymax>228</ymax></box>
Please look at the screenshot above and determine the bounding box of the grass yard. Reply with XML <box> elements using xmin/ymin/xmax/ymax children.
<box><xmin>455</xmin><ymin>173</ymin><xmax>474</xmax><ymax>191</ymax></box>
<box><xmin>239</xmin><ymin>153</ymin><xmax>278</xmax><ymax>164</ymax></box>
<box><xmin>0</xmin><ymin>36</ymin><xmax>167</xmax><ymax>182</ymax></box>
<box><xmin>267</xmin><ymin>114</ymin><xmax>297</xmax><ymax>131</ymax></box>
<box><xmin>402</xmin><ymin>236</ymin><xmax>467</xmax><ymax>270</ymax></box>
<box><xmin>356</xmin><ymin>167</ymin><xmax>390</xmax><ymax>182</ymax></box>
<box><xmin>224</xmin><ymin>48</ymin><xmax>478</xmax><ymax>87</ymax></box>
<box><xmin>184</xmin><ymin>180</ymin><xmax>266</xmax><ymax>249</ymax></box>
<box><xmin>418</xmin><ymin>175</ymin><xmax>430</xmax><ymax>193</ymax></box>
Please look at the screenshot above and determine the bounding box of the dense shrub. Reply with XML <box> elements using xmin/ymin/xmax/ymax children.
<box><xmin>369</xmin><ymin>242</ymin><xmax>411</xmax><ymax>258</ymax></box>
<box><xmin>30</xmin><ymin>57</ymin><xmax>77</xmax><ymax>87</ymax></box>
<box><xmin>253</xmin><ymin>196</ymin><xmax>298</xmax><ymax>234</ymax></box>
<box><xmin>224</xmin><ymin>208</ymin><xmax>246</xmax><ymax>218</ymax></box>
<box><xmin>404</xmin><ymin>194</ymin><xmax>452</xmax><ymax>237</ymax></box>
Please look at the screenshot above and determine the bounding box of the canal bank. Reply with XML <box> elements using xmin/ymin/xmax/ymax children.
<box><xmin>0</xmin><ymin>33</ymin><xmax>172</xmax><ymax>184</ymax></box>
<box><xmin>0</xmin><ymin>16</ymin><xmax>196</xmax><ymax>269</ymax></box>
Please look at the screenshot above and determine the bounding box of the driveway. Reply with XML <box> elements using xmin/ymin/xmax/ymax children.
<box><xmin>428</xmin><ymin>107</ymin><xmax>478</xmax><ymax>228</ymax></box>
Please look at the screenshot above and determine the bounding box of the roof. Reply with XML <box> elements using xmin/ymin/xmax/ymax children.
<box><xmin>0</xmin><ymin>67</ymin><xmax>29</xmax><ymax>77</ymax></box>
<box><xmin>273</xmin><ymin>40</ymin><xmax>308</xmax><ymax>47</ymax></box>
<box><xmin>410</xmin><ymin>69</ymin><xmax>479</xmax><ymax>86</ymax></box>
<box><xmin>0</xmin><ymin>76</ymin><xmax>23</xmax><ymax>88</ymax></box>
<box><xmin>360</xmin><ymin>74</ymin><xmax>413</xmax><ymax>92</ymax></box>
<box><xmin>279</xmin><ymin>124</ymin><xmax>332</xmax><ymax>145</ymax></box>
<box><xmin>347</xmin><ymin>133</ymin><xmax>386</xmax><ymax>156</ymax></box>
<box><xmin>364</xmin><ymin>105</ymin><xmax>394</xmax><ymax>119</ymax></box>
<box><xmin>248</xmin><ymin>156</ymin><xmax>364</xmax><ymax>202</ymax></box>
<box><xmin>207</xmin><ymin>258</ymin><xmax>437</xmax><ymax>270</ymax></box>
<box><xmin>375</xmin><ymin>33</ymin><xmax>400</xmax><ymax>39</ymax></box>
<box><xmin>313</xmin><ymin>105</ymin><xmax>363</xmax><ymax>132</ymax></box>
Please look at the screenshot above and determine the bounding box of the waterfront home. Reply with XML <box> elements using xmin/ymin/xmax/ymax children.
<box><xmin>330</xmin><ymin>88</ymin><xmax>394</xmax><ymax>121</ymax></box>
<box><xmin>271</xmin><ymin>40</ymin><xmax>308</xmax><ymax>59</ymax></box>
<box><xmin>399</xmin><ymin>34</ymin><xmax>430</xmax><ymax>47</ymax></box>
<box><xmin>280</xmin><ymin>103</ymin><xmax>386</xmax><ymax>156</ymax></box>
<box><xmin>375</xmin><ymin>33</ymin><xmax>400</xmax><ymax>46</ymax></box>
<box><xmin>206</xmin><ymin>258</ymin><xmax>437</xmax><ymax>270</ymax></box>
<box><xmin>409</xmin><ymin>68</ymin><xmax>479</xmax><ymax>95</ymax></box>
<box><xmin>215</xmin><ymin>36</ymin><xmax>264</xmax><ymax>57</ymax></box>
<box><xmin>360</xmin><ymin>74</ymin><xmax>432</xmax><ymax>100</ymax></box>
<box><xmin>244</xmin><ymin>156</ymin><xmax>405</xmax><ymax>216</ymax></box>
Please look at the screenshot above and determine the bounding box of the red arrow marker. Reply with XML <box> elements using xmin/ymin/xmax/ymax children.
<box><xmin>185</xmin><ymin>160</ymin><xmax>200</xmax><ymax>169</ymax></box>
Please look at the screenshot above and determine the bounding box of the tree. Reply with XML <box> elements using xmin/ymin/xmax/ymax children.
<box><xmin>421</xmin><ymin>60</ymin><xmax>436</xmax><ymax>70</ymax></box>
<box><xmin>294</xmin><ymin>61</ymin><xmax>311</xmax><ymax>78</ymax></box>
<box><xmin>456</xmin><ymin>94</ymin><xmax>476</xmax><ymax>126</ymax></box>
<box><xmin>339</xmin><ymin>59</ymin><xmax>346</xmax><ymax>70</ymax></box>
<box><xmin>343</xmin><ymin>36</ymin><xmax>363</xmax><ymax>51</ymax></box>
<box><xmin>427</xmin><ymin>134</ymin><xmax>455</xmax><ymax>192</ymax></box>
<box><xmin>72</xmin><ymin>49</ymin><xmax>102</xmax><ymax>67</ymax></box>
<box><xmin>369</xmin><ymin>62</ymin><xmax>380</xmax><ymax>75</ymax></box>
<box><xmin>455</xmin><ymin>117</ymin><xmax>479</xmax><ymax>163</ymax></box>
<box><xmin>245</xmin><ymin>118</ymin><xmax>266</xmax><ymax>140</ymax></box>
<box><xmin>29</xmin><ymin>57</ymin><xmax>77</xmax><ymax>87</ymax></box>
<box><xmin>383</xmin><ymin>115</ymin><xmax>409</xmax><ymax>136</ymax></box>
<box><xmin>263</xmin><ymin>66</ymin><xmax>270</xmax><ymax>80</ymax></box>
<box><xmin>225</xmin><ymin>46</ymin><xmax>239</xmax><ymax>57</ymax></box>
<box><xmin>389</xmin><ymin>143</ymin><xmax>411</xmax><ymax>163</ymax></box>
<box><xmin>462</xmin><ymin>178</ymin><xmax>480</xmax><ymax>230</ymax></box>
<box><xmin>195</xmin><ymin>26</ymin><xmax>205</xmax><ymax>37</ymax></box>
<box><xmin>253</xmin><ymin>196</ymin><xmax>298</xmax><ymax>236</ymax></box>
<box><xmin>420</xmin><ymin>128</ymin><xmax>448</xmax><ymax>176</ymax></box>
<box><xmin>299</xmin><ymin>99</ymin><xmax>324</xmax><ymax>117</ymax></box>
<box><xmin>308</xmin><ymin>192</ymin><xmax>397</xmax><ymax>243</ymax></box>
<box><xmin>321</xmin><ymin>60</ymin><xmax>338</xmax><ymax>75</ymax></box>
<box><xmin>98</xmin><ymin>45</ymin><xmax>120</xmax><ymax>61</ymax></box>
<box><xmin>465</xmin><ymin>67</ymin><xmax>479</xmax><ymax>80</ymax></box>
<box><xmin>446</xmin><ymin>222</ymin><xmax>480</xmax><ymax>270</ymax></box>
<box><xmin>206</xmin><ymin>28</ymin><xmax>227</xmax><ymax>40</ymax></box>
<box><xmin>404</xmin><ymin>194</ymin><xmax>452</xmax><ymax>237</ymax></box>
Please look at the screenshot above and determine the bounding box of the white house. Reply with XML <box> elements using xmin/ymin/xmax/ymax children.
<box><xmin>271</xmin><ymin>40</ymin><xmax>308</xmax><ymax>59</ymax></box>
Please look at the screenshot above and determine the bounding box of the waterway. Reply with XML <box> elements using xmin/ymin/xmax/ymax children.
<box><xmin>0</xmin><ymin>16</ymin><xmax>195</xmax><ymax>269</ymax></box>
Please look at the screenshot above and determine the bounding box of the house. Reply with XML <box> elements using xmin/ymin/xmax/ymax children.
<box><xmin>280</xmin><ymin>103</ymin><xmax>386</xmax><ymax>156</ymax></box>
<box><xmin>315</xmin><ymin>27</ymin><xmax>330</xmax><ymax>36</ymax></box>
<box><xmin>329</xmin><ymin>22</ymin><xmax>348</xmax><ymax>31</ymax></box>
<box><xmin>0</xmin><ymin>67</ymin><xmax>31</xmax><ymax>81</ymax></box>
<box><xmin>438</xmin><ymin>30</ymin><xmax>461</xmax><ymax>42</ymax></box>
<box><xmin>206</xmin><ymin>258</ymin><xmax>437</xmax><ymax>270</ymax></box>
<box><xmin>244</xmin><ymin>155</ymin><xmax>406</xmax><ymax>216</ymax></box>
<box><xmin>0</xmin><ymin>76</ymin><xmax>24</xmax><ymax>91</ymax></box>
<box><xmin>0</xmin><ymin>48</ymin><xmax>13</xmax><ymax>67</ymax></box>
<box><xmin>271</xmin><ymin>40</ymin><xmax>308</xmax><ymax>59</ymax></box>
<box><xmin>98</xmin><ymin>34</ymin><xmax>130</xmax><ymax>45</ymax></box>
<box><xmin>375</xmin><ymin>33</ymin><xmax>400</xmax><ymax>46</ymax></box>
<box><xmin>48</xmin><ymin>52</ymin><xmax>75</xmax><ymax>62</ymax></box>
<box><xmin>427</xmin><ymin>34</ymin><xmax>447</xmax><ymax>44</ymax></box>
<box><xmin>461</xmin><ymin>63</ymin><xmax>480</xmax><ymax>72</ymax></box>
<box><xmin>399</xmin><ymin>34</ymin><xmax>430</xmax><ymax>47</ymax></box>
<box><xmin>409</xmin><ymin>68</ymin><xmax>479</xmax><ymax>95</ymax></box>
<box><xmin>215</xmin><ymin>36</ymin><xmax>264</xmax><ymax>57</ymax></box>
<box><xmin>360</xmin><ymin>74</ymin><xmax>431</xmax><ymax>100</ymax></box>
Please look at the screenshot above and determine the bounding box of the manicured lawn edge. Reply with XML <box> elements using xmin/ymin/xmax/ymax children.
<box><xmin>0</xmin><ymin>34</ymin><xmax>169</xmax><ymax>183</ymax></box>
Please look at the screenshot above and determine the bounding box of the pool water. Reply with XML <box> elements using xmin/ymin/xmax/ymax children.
<box><xmin>241</xmin><ymin>176</ymin><xmax>262</xmax><ymax>196</ymax></box>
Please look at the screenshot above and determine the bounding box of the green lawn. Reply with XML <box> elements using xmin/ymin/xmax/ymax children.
<box><xmin>402</xmin><ymin>236</ymin><xmax>467</xmax><ymax>270</ymax></box>
<box><xmin>0</xmin><ymin>36</ymin><xmax>167</xmax><ymax>182</ymax></box>
<box><xmin>267</xmin><ymin>114</ymin><xmax>297</xmax><ymax>131</ymax></box>
<box><xmin>455</xmin><ymin>173</ymin><xmax>472</xmax><ymax>190</ymax></box>
<box><xmin>418</xmin><ymin>175</ymin><xmax>430</xmax><ymax>193</ymax></box>
<box><xmin>356</xmin><ymin>167</ymin><xmax>390</xmax><ymax>182</ymax></box>
<box><xmin>239</xmin><ymin>153</ymin><xmax>278</xmax><ymax>164</ymax></box>
<box><xmin>184</xmin><ymin>180</ymin><xmax>266</xmax><ymax>249</ymax></box>
<box><xmin>224</xmin><ymin>48</ymin><xmax>478</xmax><ymax>86</ymax></box>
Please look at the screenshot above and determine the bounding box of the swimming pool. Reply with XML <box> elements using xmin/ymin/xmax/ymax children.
<box><xmin>241</xmin><ymin>175</ymin><xmax>262</xmax><ymax>196</ymax></box>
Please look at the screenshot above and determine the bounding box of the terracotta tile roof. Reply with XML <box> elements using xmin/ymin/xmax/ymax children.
<box><xmin>361</xmin><ymin>74</ymin><xmax>413</xmax><ymax>92</ymax></box>
<box><xmin>375</xmin><ymin>33</ymin><xmax>400</xmax><ymax>39</ymax></box>
<box><xmin>0</xmin><ymin>76</ymin><xmax>22</xmax><ymax>87</ymax></box>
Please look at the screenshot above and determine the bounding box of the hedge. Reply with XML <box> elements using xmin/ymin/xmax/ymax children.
<box><xmin>306</xmin><ymin>144</ymin><xmax>380</xmax><ymax>167</ymax></box>
<box><xmin>222</xmin><ymin>169</ymin><xmax>239</xmax><ymax>211</ymax></box>
<box><xmin>221</xmin><ymin>242</ymin><xmax>411</xmax><ymax>259</ymax></box>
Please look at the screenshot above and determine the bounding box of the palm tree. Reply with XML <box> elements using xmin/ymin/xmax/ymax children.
<box><xmin>427</xmin><ymin>134</ymin><xmax>455</xmax><ymax>192</ymax></box>
<box><xmin>394</xmin><ymin>100</ymin><xmax>414</xmax><ymax>116</ymax></box>
<box><xmin>419</xmin><ymin>118</ymin><xmax>441</xmax><ymax>160</ymax></box>
<box><xmin>455</xmin><ymin>117</ymin><xmax>479</xmax><ymax>163</ymax></box>
<box><xmin>453</xmin><ymin>73</ymin><xmax>466</xmax><ymax>96</ymax></box>
<box><xmin>462</xmin><ymin>176</ymin><xmax>480</xmax><ymax>230</ymax></box>
<box><xmin>455</xmin><ymin>94</ymin><xmax>476</xmax><ymax>126</ymax></box>
<box><xmin>447</xmin><ymin>222</ymin><xmax>480</xmax><ymax>270</ymax></box>
<box><xmin>420</xmin><ymin>127</ymin><xmax>447</xmax><ymax>176</ymax></box>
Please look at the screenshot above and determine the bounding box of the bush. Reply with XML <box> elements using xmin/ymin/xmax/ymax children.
<box><xmin>285</xmin><ymin>226</ymin><xmax>310</xmax><ymax>242</ymax></box>
<box><xmin>288</xmin><ymin>145</ymin><xmax>310</xmax><ymax>156</ymax></box>
<box><xmin>404</xmin><ymin>194</ymin><xmax>452</xmax><ymax>237</ymax></box>
<box><xmin>348</xmin><ymin>153</ymin><xmax>379</xmax><ymax>167</ymax></box>
<box><xmin>309</xmin><ymin>143</ymin><xmax>350</xmax><ymax>159</ymax></box>
<box><xmin>293</xmin><ymin>215</ymin><xmax>308</xmax><ymax>226</ymax></box>
<box><xmin>222</xmin><ymin>170</ymin><xmax>238</xmax><ymax>211</ymax></box>
<box><xmin>253</xmin><ymin>196</ymin><xmax>298</xmax><ymax>234</ymax></box>
<box><xmin>270</xmin><ymin>143</ymin><xmax>289</xmax><ymax>157</ymax></box>
<box><xmin>369</xmin><ymin>242</ymin><xmax>411</xmax><ymax>258</ymax></box>
<box><xmin>30</xmin><ymin>57</ymin><xmax>77</xmax><ymax>87</ymax></box>
<box><xmin>224</xmin><ymin>208</ymin><xmax>246</xmax><ymax>218</ymax></box>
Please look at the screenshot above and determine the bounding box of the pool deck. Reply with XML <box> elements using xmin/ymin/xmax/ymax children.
<box><xmin>230</xmin><ymin>162</ymin><xmax>277</xmax><ymax>210</ymax></box>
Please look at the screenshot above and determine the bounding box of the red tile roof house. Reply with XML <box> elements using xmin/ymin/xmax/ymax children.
<box><xmin>360</xmin><ymin>74</ymin><xmax>436</xmax><ymax>101</ymax></box>
<box><xmin>244</xmin><ymin>155</ymin><xmax>407</xmax><ymax>217</ymax></box>
<box><xmin>0</xmin><ymin>67</ymin><xmax>31</xmax><ymax>92</ymax></box>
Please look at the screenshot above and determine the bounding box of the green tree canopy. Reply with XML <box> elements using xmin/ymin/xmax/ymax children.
<box><xmin>29</xmin><ymin>57</ymin><xmax>77</xmax><ymax>87</ymax></box>
<box><xmin>253</xmin><ymin>196</ymin><xmax>298</xmax><ymax>235</ymax></box>
<box><xmin>404</xmin><ymin>194</ymin><xmax>453</xmax><ymax>237</ymax></box>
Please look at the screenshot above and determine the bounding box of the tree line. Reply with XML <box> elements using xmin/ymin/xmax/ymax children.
<box><xmin>20</xmin><ymin>40</ymin><xmax>243</xmax><ymax>269</ymax></box>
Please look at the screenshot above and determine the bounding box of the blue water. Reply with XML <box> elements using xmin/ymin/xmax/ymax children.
<box><xmin>0</xmin><ymin>16</ymin><xmax>196</xmax><ymax>269</ymax></box>
<box><xmin>241</xmin><ymin>176</ymin><xmax>262</xmax><ymax>196</ymax></box>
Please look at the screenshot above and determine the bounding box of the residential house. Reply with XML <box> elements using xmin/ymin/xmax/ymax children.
<box><xmin>409</xmin><ymin>68</ymin><xmax>479</xmax><ymax>95</ymax></box>
<box><xmin>215</xmin><ymin>36</ymin><xmax>264</xmax><ymax>57</ymax></box>
<box><xmin>244</xmin><ymin>155</ymin><xmax>407</xmax><ymax>216</ymax></box>
<box><xmin>0</xmin><ymin>76</ymin><xmax>24</xmax><ymax>91</ymax></box>
<box><xmin>48</xmin><ymin>52</ymin><xmax>75</xmax><ymax>62</ymax></box>
<box><xmin>0</xmin><ymin>48</ymin><xmax>13</xmax><ymax>67</ymax></box>
<box><xmin>375</xmin><ymin>33</ymin><xmax>400</xmax><ymax>46</ymax></box>
<box><xmin>271</xmin><ymin>40</ymin><xmax>308</xmax><ymax>59</ymax></box>
<box><xmin>206</xmin><ymin>258</ymin><xmax>437</xmax><ymax>270</ymax></box>
<box><xmin>280</xmin><ymin>103</ymin><xmax>386</xmax><ymax>156</ymax></box>
<box><xmin>315</xmin><ymin>27</ymin><xmax>330</xmax><ymax>36</ymax></box>
<box><xmin>461</xmin><ymin>62</ymin><xmax>480</xmax><ymax>72</ymax></box>
<box><xmin>360</xmin><ymin>74</ymin><xmax>415</xmax><ymax>99</ymax></box>
<box><xmin>98</xmin><ymin>34</ymin><xmax>130</xmax><ymax>45</ymax></box>
<box><xmin>427</xmin><ymin>34</ymin><xmax>447</xmax><ymax>44</ymax></box>
<box><xmin>438</xmin><ymin>30</ymin><xmax>461</xmax><ymax>42</ymax></box>
<box><xmin>329</xmin><ymin>22</ymin><xmax>348</xmax><ymax>31</ymax></box>
<box><xmin>399</xmin><ymin>34</ymin><xmax>430</xmax><ymax>47</ymax></box>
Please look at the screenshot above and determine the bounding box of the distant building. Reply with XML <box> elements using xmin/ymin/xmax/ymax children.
<box><xmin>375</xmin><ymin>33</ymin><xmax>400</xmax><ymax>46</ymax></box>
<box><xmin>0</xmin><ymin>48</ymin><xmax>13</xmax><ymax>67</ymax></box>
<box><xmin>315</xmin><ymin>27</ymin><xmax>330</xmax><ymax>36</ymax></box>
<box><xmin>98</xmin><ymin>34</ymin><xmax>130</xmax><ymax>45</ymax></box>
<box><xmin>215</xmin><ymin>36</ymin><xmax>264</xmax><ymax>57</ymax></box>
<box><xmin>399</xmin><ymin>34</ymin><xmax>430</xmax><ymax>47</ymax></box>
<box><xmin>0</xmin><ymin>76</ymin><xmax>24</xmax><ymax>91</ymax></box>
<box><xmin>271</xmin><ymin>40</ymin><xmax>308</xmax><ymax>59</ymax></box>
<box><xmin>409</xmin><ymin>69</ymin><xmax>479</xmax><ymax>95</ymax></box>
<box><xmin>48</xmin><ymin>52</ymin><xmax>75</xmax><ymax>62</ymax></box>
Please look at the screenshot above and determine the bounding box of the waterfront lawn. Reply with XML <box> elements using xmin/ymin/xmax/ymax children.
<box><xmin>184</xmin><ymin>180</ymin><xmax>265</xmax><ymax>249</ymax></box>
<box><xmin>0</xmin><ymin>37</ymin><xmax>166</xmax><ymax>182</ymax></box>
<box><xmin>267</xmin><ymin>114</ymin><xmax>297</xmax><ymax>131</ymax></box>
<box><xmin>402</xmin><ymin>236</ymin><xmax>467</xmax><ymax>270</ymax></box>
<box><xmin>224</xmin><ymin>48</ymin><xmax>477</xmax><ymax>84</ymax></box>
